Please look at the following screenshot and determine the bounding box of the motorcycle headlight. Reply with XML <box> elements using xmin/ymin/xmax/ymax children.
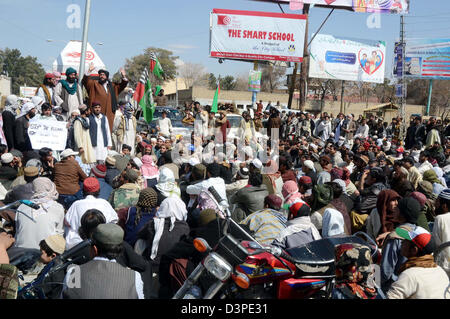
<box><xmin>203</xmin><ymin>252</ymin><xmax>233</xmax><ymax>281</ymax></box>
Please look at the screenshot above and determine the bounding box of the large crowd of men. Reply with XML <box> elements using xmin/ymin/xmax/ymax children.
<box><xmin>0</xmin><ymin>67</ymin><xmax>449</xmax><ymax>299</ymax></box>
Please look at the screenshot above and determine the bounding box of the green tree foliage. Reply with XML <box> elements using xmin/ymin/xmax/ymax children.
<box><xmin>123</xmin><ymin>47</ymin><xmax>178</xmax><ymax>88</ymax></box>
<box><xmin>220</xmin><ymin>75</ymin><xmax>236</xmax><ymax>90</ymax></box>
<box><xmin>0</xmin><ymin>48</ymin><xmax>46</xmax><ymax>95</ymax></box>
<box><xmin>208</xmin><ymin>73</ymin><xmax>217</xmax><ymax>90</ymax></box>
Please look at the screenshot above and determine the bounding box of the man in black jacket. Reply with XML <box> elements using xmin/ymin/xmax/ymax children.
<box><xmin>14</xmin><ymin>103</ymin><xmax>36</xmax><ymax>152</ymax></box>
<box><xmin>2</xmin><ymin>95</ymin><xmax>19</xmax><ymax>150</ymax></box>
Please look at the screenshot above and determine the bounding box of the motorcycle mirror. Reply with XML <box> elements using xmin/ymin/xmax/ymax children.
<box><xmin>193</xmin><ymin>238</ymin><xmax>211</xmax><ymax>253</ymax></box>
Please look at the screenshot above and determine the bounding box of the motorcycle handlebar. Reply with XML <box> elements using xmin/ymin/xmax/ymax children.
<box><xmin>207</xmin><ymin>186</ymin><xmax>224</xmax><ymax>204</ymax></box>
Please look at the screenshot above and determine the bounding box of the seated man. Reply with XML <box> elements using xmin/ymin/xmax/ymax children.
<box><xmin>273</xmin><ymin>200</ymin><xmax>321</xmax><ymax>250</ymax></box>
<box><xmin>239</xmin><ymin>194</ymin><xmax>287</xmax><ymax>246</ymax></box>
<box><xmin>64</xmin><ymin>177</ymin><xmax>118</xmax><ymax>250</ymax></box>
<box><xmin>62</xmin><ymin>223</ymin><xmax>144</xmax><ymax>299</ymax></box>
<box><xmin>387</xmin><ymin>226</ymin><xmax>449</xmax><ymax>299</ymax></box>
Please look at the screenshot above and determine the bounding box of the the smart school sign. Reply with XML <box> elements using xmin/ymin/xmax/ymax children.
<box><xmin>210</xmin><ymin>9</ymin><xmax>307</xmax><ymax>63</ymax></box>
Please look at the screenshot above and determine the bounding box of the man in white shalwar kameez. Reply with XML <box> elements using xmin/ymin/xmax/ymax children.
<box><xmin>88</xmin><ymin>102</ymin><xmax>112</xmax><ymax>163</ymax></box>
<box><xmin>112</xmin><ymin>102</ymin><xmax>136</xmax><ymax>156</ymax></box>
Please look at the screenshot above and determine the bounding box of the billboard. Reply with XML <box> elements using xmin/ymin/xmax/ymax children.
<box><xmin>309</xmin><ymin>34</ymin><xmax>386</xmax><ymax>83</ymax></box>
<box><xmin>393</xmin><ymin>38</ymin><xmax>450</xmax><ymax>80</ymax></box>
<box><xmin>210</xmin><ymin>9</ymin><xmax>307</xmax><ymax>63</ymax></box>
<box><xmin>252</xmin><ymin>0</ymin><xmax>409</xmax><ymax>14</ymax></box>
<box><xmin>52</xmin><ymin>40</ymin><xmax>106</xmax><ymax>76</ymax></box>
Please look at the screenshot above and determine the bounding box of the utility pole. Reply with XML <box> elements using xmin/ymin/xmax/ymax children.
<box><xmin>288</xmin><ymin>4</ymin><xmax>310</xmax><ymax>110</ymax></box>
<box><xmin>299</xmin><ymin>4</ymin><xmax>310</xmax><ymax>111</ymax></box>
<box><xmin>400</xmin><ymin>15</ymin><xmax>406</xmax><ymax>121</ymax></box>
<box><xmin>79</xmin><ymin>0</ymin><xmax>92</xmax><ymax>77</ymax></box>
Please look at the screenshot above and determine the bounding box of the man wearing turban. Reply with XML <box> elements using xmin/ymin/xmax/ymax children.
<box><xmin>82</xmin><ymin>62</ymin><xmax>129</xmax><ymax>132</ymax></box>
<box><xmin>54</xmin><ymin>67</ymin><xmax>84</xmax><ymax>120</ymax></box>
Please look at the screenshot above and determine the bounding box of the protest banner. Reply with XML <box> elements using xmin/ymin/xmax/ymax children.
<box><xmin>28</xmin><ymin>120</ymin><xmax>68</xmax><ymax>151</ymax></box>
<box><xmin>210</xmin><ymin>9</ymin><xmax>307</xmax><ymax>63</ymax></box>
<box><xmin>393</xmin><ymin>38</ymin><xmax>450</xmax><ymax>80</ymax></box>
<box><xmin>309</xmin><ymin>34</ymin><xmax>386</xmax><ymax>84</ymax></box>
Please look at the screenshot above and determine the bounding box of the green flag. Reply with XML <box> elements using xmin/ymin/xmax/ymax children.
<box><xmin>140</xmin><ymin>78</ymin><xmax>155</xmax><ymax>123</ymax></box>
<box><xmin>211</xmin><ymin>81</ymin><xmax>220</xmax><ymax>113</ymax></box>
<box><xmin>150</xmin><ymin>52</ymin><xmax>164</xmax><ymax>79</ymax></box>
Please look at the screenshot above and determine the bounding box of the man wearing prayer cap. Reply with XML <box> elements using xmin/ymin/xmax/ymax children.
<box><xmin>54</xmin><ymin>67</ymin><xmax>84</xmax><ymax>120</ymax></box>
<box><xmin>82</xmin><ymin>62</ymin><xmax>129</xmax><ymax>131</ymax></box>
<box><xmin>2</xmin><ymin>95</ymin><xmax>19</xmax><ymax>150</ymax></box>
<box><xmin>36</xmin><ymin>73</ymin><xmax>56</xmax><ymax>104</ymax></box>
<box><xmin>14</xmin><ymin>103</ymin><xmax>36</xmax><ymax>152</ymax></box>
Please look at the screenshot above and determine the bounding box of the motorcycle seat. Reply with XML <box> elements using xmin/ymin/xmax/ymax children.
<box><xmin>285</xmin><ymin>236</ymin><xmax>371</xmax><ymax>277</ymax></box>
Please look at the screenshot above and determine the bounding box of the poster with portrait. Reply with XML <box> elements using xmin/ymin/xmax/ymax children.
<box><xmin>309</xmin><ymin>34</ymin><xmax>386</xmax><ymax>83</ymax></box>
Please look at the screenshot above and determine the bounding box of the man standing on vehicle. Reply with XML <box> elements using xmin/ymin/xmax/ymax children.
<box><xmin>154</xmin><ymin>88</ymin><xmax>167</xmax><ymax>106</ymax></box>
<box><xmin>157</xmin><ymin>110</ymin><xmax>172</xmax><ymax>138</ymax></box>
<box><xmin>193</xmin><ymin>102</ymin><xmax>208</xmax><ymax>139</ymax></box>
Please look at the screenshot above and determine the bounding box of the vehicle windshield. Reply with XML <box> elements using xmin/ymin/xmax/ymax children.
<box><xmin>227</xmin><ymin>116</ymin><xmax>242</xmax><ymax>128</ymax></box>
<box><xmin>153</xmin><ymin>108</ymin><xmax>182</xmax><ymax>120</ymax></box>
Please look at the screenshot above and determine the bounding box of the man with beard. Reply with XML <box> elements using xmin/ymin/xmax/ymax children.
<box><xmin>425</xmin><ymin>117</ymin><xmax>441</xmax><ymax>148</ymax></box>
<box><xmin>83</xmin><ymin>63</ymin><xmax>128</xmax><ymax>132</ymax></box>
<box><xmin>88</xmin><ymin>102</ymin><xmax>112</xmax><ymax>163</ymax></box>
<box><xmin>432</xmin><ymin>189</ymin><xmax>450</xmax><ymax>276</ymax></box>
<box><xmin>341</xmin><ymin>114</ymin><xmax>357</xmax><ymax>148</ymax></box>
<box><xmin>405</xmin><ymin>116</ymin><xmax>426</xmax><ymax>150</ymax></box>
<box><xmin>14</xmin><ymin>102</ymin><xmax>36</xmax><ymax>152</ymax></box>
<box><xmin>36</xmin><ymin>73</ymin><xmax>56</xmax><ymax>105</ymax></box>
<box><xmin>54</xmin><ymin>67</ymin><xmax>84</xmax><ymax>120</ymax></box>
<box><xmin>2</xmin><ymin>95</ymin><xmax>19</xmax><ymax>150</ymax></box>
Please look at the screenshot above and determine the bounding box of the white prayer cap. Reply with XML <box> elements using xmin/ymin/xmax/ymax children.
<box><xmin>18</xmin><ymin>102</ymin><xmax>36</xmax><ymax>117</ymax></box>
<box><xmin>251</xmin><ymin>158</ymin><xmax>263</xmax><ymax>170</ymax></box>
<box><xmin>1</xmin><ymin>153</ymin><xmax>14</xmax><ymax>164</ymax></box>
<box><xmin>303</xmin><ymin>160</ymin><xmax>315</xmax><ymax>171</ymax></box>
<box><xmin>188</xmin><ymin>157</ymin><xmax>200</xmax><ymax>167</ymax></box>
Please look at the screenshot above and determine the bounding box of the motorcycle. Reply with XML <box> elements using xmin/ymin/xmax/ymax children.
<box><xmin>173</xmin><ymin>186</ymin><xmax>379</xmax><ymax>299</ymax></box>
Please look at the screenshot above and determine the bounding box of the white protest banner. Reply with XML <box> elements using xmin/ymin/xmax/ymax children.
<box><xmin>309</xmin><ymin>34</ymin><xmax>386</xmax><ymax>84</ymax></box>
<box><xmin>28</xmin><ymin>120</ymin><xmax>68</xmax><ymax>151</ymax></box>
<box><xmin>210</xmin><ymin>9</ymin><xmax>307</xmax><ymax>63</ymax></box>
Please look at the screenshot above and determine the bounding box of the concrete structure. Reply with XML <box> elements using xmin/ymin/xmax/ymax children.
<box><xmin>166</xmin><ymin>85</ymin><xmax>425</xmax><ymax>119</ymax></box>
<box><xmin>0</xmin><ymin>75</ymin><xmax>12</xmax><ymax>109</ymax></box>
<box><xmin>0</xmin><ymin>75</ymin><xmax>11</xmax><ymax>97</ymax></box>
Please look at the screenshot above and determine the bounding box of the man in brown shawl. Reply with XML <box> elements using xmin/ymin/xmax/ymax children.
<box><xmin>82</xmin><ymin>63</ymin><xmax>128</xmax><ymax>131</ymax></box>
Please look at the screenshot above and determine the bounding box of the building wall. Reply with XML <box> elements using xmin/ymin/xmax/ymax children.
<box><xmin>0</xmin><ymin>75</ymin><xmax>11</xmax><ymax>97</ymax></box>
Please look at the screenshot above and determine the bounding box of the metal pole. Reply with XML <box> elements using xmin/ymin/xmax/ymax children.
<box><xmin>79</xmin><ymin>0</ymin><xmax>92</xmax><ymax>77</ymax></box>
<box><xmin>175</xmin><ymin>75</ymin><xmax>178</xmax><ymax>108</ymax></box>
<box><xmin>400</xmin><ymin>15</ymin><xmax>406</xmax><ymax>121</ymax></box>
<box><xmin>340</xmin><ymin>80</ymin><xmax>345</xmax><ymax>114</ymax></box>
<box><xmin>426</xmin><ymin>79</ymin><xmax>433</xmax><ymax>116</ymax></box>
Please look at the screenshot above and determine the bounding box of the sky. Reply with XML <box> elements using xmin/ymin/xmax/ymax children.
<box><xmin>1</xmin><ymin>0</ymin><xmax>450</xmax><ymax>82</ymax></box>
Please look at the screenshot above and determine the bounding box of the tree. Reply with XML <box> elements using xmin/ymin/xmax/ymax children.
<box><xmin>208</xmin><ymin>73</ymin><xmax>217</xmax><ymax>90</ymax></box>
<box><xmin>123</xmin><ymin>47</ymin><xmax>178</xmax><ymax>88</ymax></box>
<box><xmin>374</xmin><ymin>79</ymin><xmax>395</xmax><ymax>103</ymax></box>
<box><xmin>178</xmin><ymin>62</ymin><xmax>208</xmax><ymax>88</ymax></box>
<box><xmin>220</xmin><ymin>75</ymin><xmax>236</xmax><ymax>90</ymax></box>
<box><xmin>260</xmin><ymin>64</ymin><xmax>286</xmax><ymax>93</ymax></box>
<box><xmin>0</xmin><ymin>48</ymin><xmax>45</xmax><ymax>95</ymax></box>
